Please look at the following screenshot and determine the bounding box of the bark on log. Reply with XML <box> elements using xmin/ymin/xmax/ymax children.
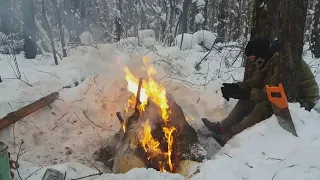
<box><xmin>0</xmin><ymin>92</ymin><xmax>59</xmax><ymax>131</ymax></box>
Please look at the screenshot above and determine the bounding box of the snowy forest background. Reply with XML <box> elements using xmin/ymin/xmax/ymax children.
<box><xmin>0</xmin><ymin>0</ymin><xmax>320</xmax><ymax>63</ymax></box>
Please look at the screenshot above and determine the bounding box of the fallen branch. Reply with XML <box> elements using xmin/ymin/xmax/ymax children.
<box><xmin>0</xmin><ymin>92</ymin><xmax>59</xmax><ymax>131</ymax></box>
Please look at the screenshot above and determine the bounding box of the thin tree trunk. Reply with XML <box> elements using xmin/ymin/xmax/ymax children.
<box><xmin>181</xmin><ymin>0</ymin><xmax>191</xmax><ymax>33</ymax></box>
<box><xmin>0</xmin><ymin>0</ymin><xmax>10</xmax><ymax>35</ymax></box>
<box><xmin>189</xmin><ymin>3</ymin><xmax>196</xmax><ymax>33</ymax></box>
<box><xmin>279</xmin><ymin>0</ymin><xmax>308</xmax><ymax>102</ymax></box>
<box><xmin>22</xmin><ymin>0</ymin><xmax>37</xmax><ymax>59</ymax></box>
<box><xmin>203</xmin><ymin>0</ymin><xmax>208</xmax><ymax>29</ymax></box>
<box><xmin>311</xmin><ymin>0</ymin><xmax>320</xmax><ymax>58</ymax></box>
<box><xmin>216</xmin><ymin>0</ymin><xmax>228</xmax><ymax>43</ymax></box>
<box><xmin>42</xmin><ymin>0</ymin><xmax>58</xmax><ymax>65</ymax></box>
<box><xmin>53</xmin><ymin>0</ymin><xmax>67</xmax><ymax>57</ymax></box>
<box><xmin>114</xmin><ymin>0</ymin><xmax>123</xmax><ymax>42</ymax></box>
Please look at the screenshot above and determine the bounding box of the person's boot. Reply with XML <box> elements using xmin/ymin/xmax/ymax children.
<box><xmin>211</xmin><ymin>132</ymin><xmax>232</xmax><ymax>147</ymax></box>
<box><xmin>201</xmin><ymin>118</ymin><xmax>226</xmax><ymax>135</ymax></box>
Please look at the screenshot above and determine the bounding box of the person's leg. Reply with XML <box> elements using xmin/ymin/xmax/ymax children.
<box><xmin>220</xmin><ymin>99</ymin><xmax>255</xmax><ymax>130</ymax></box>
<box><xmin>230</xmin><ymin>101</ymin><xmax>273</xmax><ymax>135</ymax></box>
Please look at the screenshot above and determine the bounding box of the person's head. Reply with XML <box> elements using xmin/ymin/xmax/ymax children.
<box><xmin>244</xmin><ymin>37</ymin><xmax>279</xmax><ymax>68</ymax></box>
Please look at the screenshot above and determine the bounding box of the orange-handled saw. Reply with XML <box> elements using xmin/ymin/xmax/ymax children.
<box><xmin>265</xmin><ymin>83</ymin><xmax>298</xmax><ymax>137</ymax></box>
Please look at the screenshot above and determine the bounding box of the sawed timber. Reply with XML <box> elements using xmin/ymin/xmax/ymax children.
<box><xmin>0</xmin><ymin>92</ymin><xmax>59</xmax><ymax>131</ymax></box>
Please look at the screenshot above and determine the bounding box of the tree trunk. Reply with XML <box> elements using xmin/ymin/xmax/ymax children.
<box><xmin>22</xmin><ymin>0</ymin><xmax>37</xmax><ymax>59</ymax></box>
<box><xmin>0</xmin><ymin>0</ymin><xmax>10</xmax><ymax>35</ymax></box>
<box><xmin>216</xmin><ymin>0</ymin><xmax>228</xmax><ymax>43</ymax></box>
<box><xmin>181</xmin><ymin>0</ymin><xmax>191</xmax><ymax>33</ymax></box>
<box><xmin>279</xmin><ymin>0</ymin><xmax>308</xmax><ymax>102</ymax></box>
<box><xmin>311</xmin><ymin>0</ymin><xmax>320</xmax><ymax>58</ymax></box>
<box><xmin>42</xmin><ymin>0</ymin><xmax>58</xmax><ymax>65</ymax></box>
<box><xmin>203</xmin><ymin>0</ymin><xmax>208</xmax><ymax>29</ymax></box>
<box><xmin>53</xmin><ymin>0</ymin><xmax>67</xmax><ymax>57</ymax></box>
<box><xmin>189</xmin><ymin>3</ymin><xmax>196</xmax><ymax>33</ymax></box>
<box><xmin>243</xmin><ymin>0</ymin><xmax>280</xmax><ymax>80</ymax></box>
<box><xmin>114</xmin><ymin>0</ymin><xmax>123</xmax><ymax>42</ymax></box>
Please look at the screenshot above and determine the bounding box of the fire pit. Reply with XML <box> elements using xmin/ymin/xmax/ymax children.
<box><xmin>95</xmin><ymin>57</ymin><xmax>207</xmax><ymax>175</ymax></box>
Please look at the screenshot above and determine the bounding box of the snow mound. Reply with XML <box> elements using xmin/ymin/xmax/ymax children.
<box><xmin>175</xmin><ymin>33</ymin><xmax>197</xmax><ymax>50</ymax></box>
<box><xmin>141</xmin><ymin>37</ymin><xmax>156</xmax><ymax>48</ymax></box>
<box><xmin>118</xmin><ymin>37</ymin><xmax>139</xmax><ymax>48</ymax></box>
<box><xmin>175</xmin><ymin>30</ymin><xmax>217</xmax><ymax>50</ymax></box>
<box><xmin>138</xmin><ymin>29</ymin><xmax>155</xmax><ymax>40</ymax></box>
<box><xmin>193</xmin><ymin>30</ymin><xmax>217</xmax><ymax>49</ymax></box>
<box><xmin>196</xmin><ymin>0</ymin><xmax>206</xmax><ymax>8</ymax></box>
<box><xmin>80</xmin><ymin>31</ymin><xmax>95</xmax><ymax>45</ymax></box>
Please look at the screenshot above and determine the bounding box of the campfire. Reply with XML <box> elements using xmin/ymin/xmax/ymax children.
<box><xmin>121</xmin><ymin>57</ymin><xmax>178</xmax><ymax>172</ymax></box>
<box><xmin>95</xmin><ymin>57</ymin><xmax>206</xmax><ymax>175</ymax></box>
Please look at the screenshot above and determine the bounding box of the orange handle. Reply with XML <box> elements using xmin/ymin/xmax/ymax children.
<box><xmin>265</xmin><ymin>83</ymin><xmax>288</xmax><ymax>109</ymax></box>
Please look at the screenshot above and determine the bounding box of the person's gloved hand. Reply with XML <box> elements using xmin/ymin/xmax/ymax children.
<box><xmin>221</xmin><ymin>83</ymin><xmax>251</xmax><ymax>101</ymax></box>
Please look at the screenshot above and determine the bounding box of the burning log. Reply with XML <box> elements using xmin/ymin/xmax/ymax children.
<box><xmin>110</xmin><ymin>93</ymin><xmax>206</xmax><ymax>174</ymax></box>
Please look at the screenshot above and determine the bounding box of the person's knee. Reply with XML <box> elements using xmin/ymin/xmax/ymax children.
<box><xmin>299</xmin><ymin>98</ymin><xmax>319</xmax><ymax>111</ymax></box>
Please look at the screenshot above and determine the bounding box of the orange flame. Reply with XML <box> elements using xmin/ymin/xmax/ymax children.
<box><xmin>123</xmin><ymin>56</ymin><xmax>176</xmax><ymax>172</ymax></box>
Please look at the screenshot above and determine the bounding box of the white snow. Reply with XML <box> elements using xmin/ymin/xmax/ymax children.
<box><xmin>1</xmin><ymin>39</ymin><xmax>320</xmax><ymax>180</ymax></box>
<box><xmin>195</xmin><ymin>13</ymin><xmax>205</xmax><ymax>24</ymax></box>
<box><xmin>138</xmin><ymin>29</ymin><xmax>155</xmax><ymax>40</ymax></box>
<box><xmin>196</xmin><ymin>0</ymin><xmax>206</xmax><ymax>8</ymax></box>
<box><xmin>175</xmin><ymin>33</ymin><xmax>196</xmax><ymax>50</ymax></box>
<box><xmin>141</xmin><ymin>37</ymin><xmax>156</xmax><ymax>48</ymax></box>
<box><xmin>80</xmin><ymin>31</ymin><xmax>95</xmax><ymax>45</ymax></box>
<box><xmin>193</xmin><ymin>30</ymin><xmax>217</xmax><ymax>49</ymax></box>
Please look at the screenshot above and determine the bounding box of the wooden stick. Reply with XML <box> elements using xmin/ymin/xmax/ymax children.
<box><xmin>116</xmin><ymin>112</ymin><xmax>124</xmax><ymax>124</ymax></box>
<box><xmin>0</xmin><ymin>92</ymin><xmax>59</xmax><ymax>131</ymax></box>
<box><xmin>135</xmin><ymin>78</ymin><xmax>143</xmax><ymax>113</ymax></box>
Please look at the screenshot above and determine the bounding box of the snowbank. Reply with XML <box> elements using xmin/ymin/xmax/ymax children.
<box><xmin>138</xmin><ymin>29</ymin><xmax>155</xmax><ymax>40</ymax></box>
<box><xmin>175</xmin><ymin>33</ymin><xmax>196</xmax><ymax>50</ymax></box>
<box><xmin>175</xmin><ymin>30</ymin><xmax>217</xmax><ymax>50</ymax></box>
<box><xmin>80</xmin><ymin>31</ymin><xmax>95</xmax><ymax>45</ymax></box>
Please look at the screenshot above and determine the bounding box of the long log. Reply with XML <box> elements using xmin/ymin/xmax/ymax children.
<box><xmin>0</xmin><ymin>92</ymin><xmax>59</xmax><ymax>131</ymax></box>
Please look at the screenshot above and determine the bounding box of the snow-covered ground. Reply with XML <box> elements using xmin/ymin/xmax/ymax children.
<box><xmin>1</xmin><ymin>34</ymin><xmax>320</xmax><ymax>179</ymax></box>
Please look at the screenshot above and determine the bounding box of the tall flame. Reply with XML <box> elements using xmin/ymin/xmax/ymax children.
<box><xmin>123</xmin><ymin>56</ymin><xmax>176</xmax><ymax>172</ymax></box>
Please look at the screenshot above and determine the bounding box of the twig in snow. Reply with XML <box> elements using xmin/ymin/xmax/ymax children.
<box><xmin>70</xmin><ymin>157</ymin><xmax>103</xmax><ymax>180</ymax></box>
<box><xmin>272</xmin><ymin>165</ymin><xmax>297</xmax><ymax>180</ymax></box>
<box><xmin>266</xmin><ymin>157</ymin><xmax>285</xmax><ymax>161</ymax></box>
<box><xmin>82</xmin><ymin>109</ymin><xmax>116</xmax><ymax>132</ymax></box>
<box><xmin>15</xmin><ymin>140</ymin><xmax>24</xmax><ymax>180</ymax></box>
<box><xmin>51</xmin><ymin>113</ymin><xmax>69</xmax><ymax>131</ymax></box>
<box><xmin>70</xmin><ymin>98</ymin><xmax>85</xmax><ymax>104</ymax></box>
<box><xmin>224</xmin><ymin>153</ymin><xmax>253</xmax><ymax>168</ymax></box>
<box><xmin>83</xmin><ymin>83</ymin><xmax>93</xmax><ymax>95</ymax></box>
<box><xmin>24</xmin><ymin>167</ymin><xmax>43</xmax><ymax>180</ymax></box>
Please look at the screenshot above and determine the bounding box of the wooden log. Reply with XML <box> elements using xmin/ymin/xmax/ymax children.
<box><xmin>0</xmin><ymin>92</ymin><xmax>59</xmax><ymax>131</ymax></box>
<box><xmin>135</xmin><ymin>78</ymin><xmax>143</xmax><ymax>113</ymax></box>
